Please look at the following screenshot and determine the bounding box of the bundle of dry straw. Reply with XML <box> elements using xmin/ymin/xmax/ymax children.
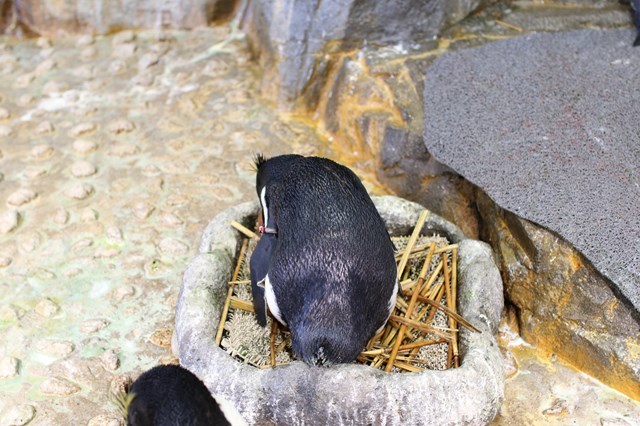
<box><xmin>218</xmin><ymin>212</ymin><xmax>478</xmax><ymax>371</ymax></box>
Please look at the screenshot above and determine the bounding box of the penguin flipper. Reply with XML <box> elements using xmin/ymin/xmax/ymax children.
<box><xmin>634</xmin><ymin>32</ymin><xmax>640</xmax><ymax>47</ymax></box>
<box><xmin>250</xmin><ymin>234</ymin><xmax>277</xmax><ymax>327</ymax></box>
<box><xmin>251</xmin><ymin>280</ymin><xmax>267</xmax><ymax>327</ymax></box>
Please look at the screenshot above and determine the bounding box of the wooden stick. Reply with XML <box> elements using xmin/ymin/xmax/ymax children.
<box><xmin>270</xmin><ymin>320</ymin><xmax>278</xmax><ymax>367</ymax></box>
<box><xmin>231</xmin><ymin>220</ymin><xmax>258</xmax><ymax>239</ymax></box>
<box><xmin>385</xmin><ymin>242</ymin><xmax>435</xmax><ymax>372</ymax></box>
<box><xmin>394</xmin><ymin>243</ymin><xmax>459</xmax><ymax>260</ymax></box>
<box><xmin>400</xmin><ymin>291</ymin><xmax>479</xmax><ymax>333</ymax></box>
<box><xmin>228</xmin><ymin>280</ymin><xmax>251</xmax><ymax>285</ymax></box>
<box><xmin>389</xmin><ymin>316</ymin><xmax>453</xmax><ymax>340</ymax></box>
<box><xmin>231</xmin><ymin>238</ymin><xmax>249</xmax><ymax>283</ymax></box>
<box><xmin>452</xmin><ymin>247</ymin><xmax>460</xmax><ymax>368</ymax></box>
<box><xmin>215</xmin><ymin>286</ymin><xmax>234</xmax><ymax>345</ymax></box>
<box><xmin>443</xmin><ymin>251</ymin><xmax>459</xmax><ymax>370</ymax></box>
<box><xmin>217</xmin><ymin>238</ymin><xmax>248</xmax><ymax>345</ymax></box>
<box><xmin>229</xmin><ymin>297</ymin><xmax>254</xmax><ymax>312</ymax></box>
<box><xmin>360</xmin><ymin>338</ymin><xmax>446</xmax><ymax>356</ymax></box>
<box><xmin>396</xmin><ymin>210</ymin><xmax>429</xmax><ymax>281</ymax></box>
<box><xmin>495</xmin><ymin>19</ymin><xmax>523</xmax><ymax>32</ymax></box>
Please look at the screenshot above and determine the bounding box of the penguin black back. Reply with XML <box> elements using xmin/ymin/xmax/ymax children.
<box><xmin>251</xmin><ymin>155</ymin><xmax>397</xmax><ymax>365</ymax></box>
<box><xmin>126</xmin><ymin>364</ymin><xmax>230</xmax><ymax>426</ymax></box>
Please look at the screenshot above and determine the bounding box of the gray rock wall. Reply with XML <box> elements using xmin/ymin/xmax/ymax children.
<box><xmin>242</xmin><ymin>0</ymin><xmax>484</xmax><ymax>106</ymax></box>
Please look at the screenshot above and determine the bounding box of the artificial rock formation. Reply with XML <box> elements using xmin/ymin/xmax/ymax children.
<box><xmin>422</xmin><ymin>29</ymin><xmax>640</xmax><ymax>399</ymax></box>
<box><xmin>241</xmin><ymin>0</ymin><xmax>484</xmax><ymax>106</ymax></box>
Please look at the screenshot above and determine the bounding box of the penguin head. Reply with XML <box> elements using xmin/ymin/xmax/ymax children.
<box><xmin>123</xmin><ymin>364</ymin><xmax>231</xmax><ymax>426</ymax></box>
<box><xmin>289</xmin><ymin>303</ymin><xmax>364</xmax><ymax>366</ymax></box>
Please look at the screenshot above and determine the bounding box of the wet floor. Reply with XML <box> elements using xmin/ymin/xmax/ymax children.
<box><xmin>0</xmin><ymin>15</ymin><xmax>638</xmax><ymax>426</ymax></box>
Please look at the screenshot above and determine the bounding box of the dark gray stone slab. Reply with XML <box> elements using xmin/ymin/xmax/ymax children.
<box><xmin>423</xmin><ymin>29</ymin><xmax>640</xmax><ymax>312</ymax></box>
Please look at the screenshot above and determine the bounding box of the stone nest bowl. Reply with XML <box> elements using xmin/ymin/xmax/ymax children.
<box><xmin>173</xmin><ymin>195</ymin><xmax>505</xmax><ymax>425</ymax></box>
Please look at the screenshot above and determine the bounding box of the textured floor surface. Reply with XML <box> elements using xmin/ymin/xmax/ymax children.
<box><xmin>0</xmin><ymin>21</ymin><xmax>638</xmax><ymax>426</ymax></box>
<box><xmin>0</xmin><ymin>26</ymin><xmax>325</xmax><ymax>425</ymax></box>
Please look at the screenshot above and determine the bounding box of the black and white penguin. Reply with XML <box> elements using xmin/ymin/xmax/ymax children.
<box><xmin>250</xmin><ymin>154</ymin><xmax>398</xmax><ymax>365</ymax></box>
<box><xmin>125</xmin><ymin>364</ymin><xmax>244</xmax><ymax>426</ymax></box>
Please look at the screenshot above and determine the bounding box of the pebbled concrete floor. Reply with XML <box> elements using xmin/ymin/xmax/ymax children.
<box><xmin>0</xmin><ymin>26</ymin><xmax>325</xmax><ymax>425</ymax></box>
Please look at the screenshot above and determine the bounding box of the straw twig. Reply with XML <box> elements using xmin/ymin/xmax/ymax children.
<box><xmin>231</xmin><ymin>220</ymin><xmax>258</xmax><ymax>239</ymax></box>
<box><xmin>396</xmin><ymin>210</ymin><xmax>429</xmax><ymax>281</ymax></box>
<box><xmin>215</xmin><ymin>286</ymin><xmax>234</xmax><ymax>345</ymax></box>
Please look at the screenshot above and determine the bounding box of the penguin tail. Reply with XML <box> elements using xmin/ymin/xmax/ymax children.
<box><xmin>252</xmin><ymin>153</ymin><xmax>267</xmax><ymax>172</ymax></box>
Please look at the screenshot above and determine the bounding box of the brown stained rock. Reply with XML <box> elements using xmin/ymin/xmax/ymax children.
<box><xmin>73</xmin><ymin>238</ymin><xmax>93</xmax><ymax>251</ymax></box>
<box><xmin>477</xmin><ymin>190</ymin><xmax>640</xmax><ymax>400</ymax></box>
<box><xmin>149</xmin><ymin>328</ymin><xmax>172</xmax><ymax>348</ymax></box>
<box><xmin>36</xmin><ymin>37</ymin><xmax>51</xmax><ymax>49</ymax></box>
<box><xmin>0</xmin><ymin>356</ymin><xmax>19</xmax><ymax>378</ymax></box>
<box><xmin>80</xmin><ymin>319</ymin><xmax>109</xmax><ymax>334</ymax></box>
<box><xmin>133</xmin><ymin>202</ymin><xmax>154</xmax><ymax>220</ymax></box>
<box><xmin>109</xmin><ymin>374</ymin><xmax>132</xmax><ymax>398</ymax></box>
<box><xmin>72</xmin><ymin>139</ymin><xmax>98</xmax><ymax>154</ymax></box>
<box><xmin>542</xmin><ymin>398</ymin><xmax>571</xmax><ymax>416</ymax></box>
<box><xmin>158</xmin><ymin>237</ymin><xmax>188</xmax><ymax>256</ymax></box>
<box><xmin>14</xmin><ymin>73</ymin><xmax>35</xmax><ymax>88</ymax></box>
<box><xmin>40</xmin><ymin>377</ymin><xmax>81</xmax><ymax>396</ymax></box>
<box><xmin>161</xmin><ymin>212</ymin><xmax>183</xmax><ymax>227</ymax></box>
<box><xmin>0</xmin><ymin>256</ymin><xmax>11</xmax><ymax>267</ymax></box>
<box><xmin>109</xmin><ymin>143</ymin><xmax>139</xmax><ymax>157</ymax></box>
<box><xmin>0</xmin><ymin>124</ymin><xmax>13</xmax><ymax>136</ymax></box>
<box><xmin>111</xmin><ymin>285</ymin><xmax>135</xmax><ymax>302</ymax></box>
<box><xmin>94</xmin><ymin>247</ymin><xmax>120</xmax><ymax>258</ymax></box>
<box><xmin>17</xmin><ymin>94</ymin><xmax>34</xmax><ymax>106</ymax></box>
<box><xmin>42</xmin><ymin>80</ymin><xmax>69</xmax><ymax>94</ymax></box>
<box><xmin>20</xmin><ymin>233</ymin><xmax>41</xmax><ymax>253</ymax></box>
<box><xmin>35</xmin><ymin>120</ymin><xmax>54</xmax><ymax>134</ymax></box>
<box><xmin>107</xmin><ymin>119</ymin><xmax>135</xmax><ymax>134</ymax></box>
<box><xmin>53</xmin><ymin>208</ymin><xmax>69</xmax><ymax>225</ymax></box>
<box><xmin>0</xmin><ymin>210</ymin><xmax>19</xmax><ymax>234</ymax></box>
<box><xmin>138</xmin><ymin>52</ymin><xmax>160</xmax><ymax>70</ymax></box>
<box><xmin>87</xmin><ymin>414</ymin><xmax>122</xmax><ymax>426</ymax></box>
<box><xmin>30</xmin><ymin>144</ymin><xmax>54</xmax><ymax>159</ymax></box>
<box><xmin>81</xmin><ymin>46</ymin><xmax>97</xmax><ymax>59</ymax></box>
<box><xmin>7</xmin><ymin>189</ymin><xmax>38</xmax><ymax>207</ymax></box>
<box><xmin>36</xmin><ymin>340</ymin><xmax>75</xmax><ymax>357</ymax></box>
<box><xmin>34</xmin><ymin>58</ymin><xmax>56</xmax><ymax>75</ymax></box>
<box><xmin>112</xmin><ymin>31</ymin><xmax>135</xmax><ymax>45</ymax></box>
<box><xmin>112</xmin><ymin>42</ymin><xmax>136</xmax><ymax>59</ymax></box>
<box><xmin>132</xmin><ymin>73</ymin><xmax>154</xmax><ymax>87</ymax></box>
<box><xmin>71</xmin><ymin>160</ymin><xmax>97</xmax><ymax>177</ymax></box>
<box><xmin>34</xmin><ymin>299</ymin><xmax>60</xmax><ymax>317</ymax></box>
<box><xmin>0</xmin><ymin>404</ymin><xmax>35</xmax><ymax>426</ymax></box>
<box><xmin>68</xmin><ymin>122</ymin><xmax>96</xmax><ymax>137</ymax></box>
<box><xmin>100</xmin><ymin>349</ymin><xmax>120</xmax><ymax>371</ymax></box>
<box><xmin>72</xmin><ymin>65</ymin><xmax>95</xmax><ymax>79</ymax></box>
<box><xmin>78</xmin><ymin>208</ymin><xmax>97</xmax><ymax>224</ymax></box>
<box><xmin>0</xmin><ymin>107</ymin><xmax>10</xmax><ymax>119</ymax></box>
<box><xmin>65</xmin><ymin>183</ymin><xmax>94</xmax><ymax>200</ymax></box>
<box><xmin>76</xmin><ymin>35</ymin><xmax>94</xmax><ymax>47</ymax></box>
<box><xmin>106</xmin><ymin>226</ymin><xmax>123</xmax><ymax>242</ymax></box>
<box><xmin>108</xmin><ymin>60</ymin><xmax>126</xmax><ymax>74</ymax></box>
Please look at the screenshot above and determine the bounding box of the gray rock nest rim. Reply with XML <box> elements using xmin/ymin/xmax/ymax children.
<box><xmin>173</xmin><ymin>196</ymin><xmax>505</xmax><ymax>425</ymax></box>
